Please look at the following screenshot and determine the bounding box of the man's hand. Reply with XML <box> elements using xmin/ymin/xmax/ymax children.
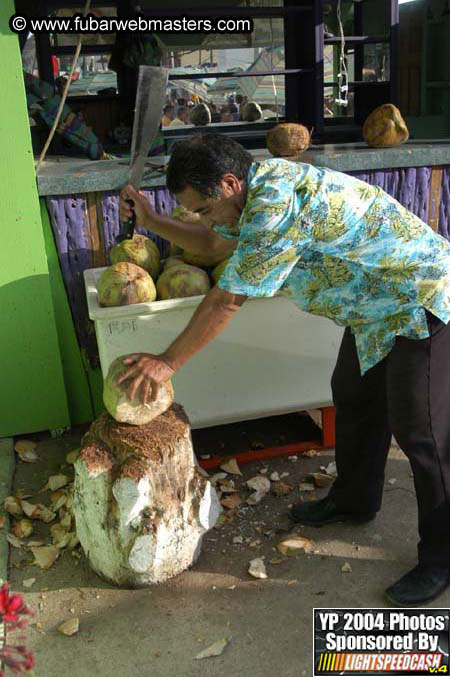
<box><xmin>116</xmin><ymin>353</ymin><xmax>175</xmax><ymax>405</ymax></box>
<box><xmin>119</xmin><ymin>185</ymin><xmax>155</xmax><ymax>229</ymax></box>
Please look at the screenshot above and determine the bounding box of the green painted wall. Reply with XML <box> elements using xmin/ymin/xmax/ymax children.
<box><xmin>40</xmin><ymin>200</ymin><xmax>95</xmax><ymax>426</ymax></box>
<box><xmin>0</xmin><ymin>1</ymin><xmax>70</xmax><ymax>437</ymax></box>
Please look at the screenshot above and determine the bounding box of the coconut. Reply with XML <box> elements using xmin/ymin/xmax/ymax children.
<box><xmin>241</xmin><ymin>101</ymin><xmax>262</xmax><ymax>122</ymax></box>
<box><xmin>266</xmin><ymin>123</ymin><xmax>311</xmax><ymax>158</ymax></box>
<box><xmin>98</xmin><ymin>262</ymin><xmax>156</xmax><ymax>307</ymax></box>
<box><xmin>103</xmin><ymin>356</ymin><xmax>174</xmax><ymax>425</ymax></box>
<box><xmin>110</xmin><ymin>234</ymin><xmax>160</xmax><ymax>279</ymax></box>
<box><xmin>163</xmin><ymin>256</ymin><xmax>185</xmax><ymax>271</ymax></box>
<box><xmin>212</xmin><ymin>258</ymin><xmax>231</xmax><ymax>285</ymax></box>
<box><xmin>171</xmin><ymin>206</ymin><xmax>201</xmax><ymax>224</ymax></box>
<box><xmin>363</xmin><ymin>104</ymin><xmax>409</xmax><ymax>148</ymax></box>
<box><xmin>170</xmin><ymin>206</ymin><xmax>226</xmax><ymax>267</ymax></box>
<box><xmin>156</xmin><ymin>264</ymin><xmax>211</xmax><ymax>300</ymax></box>
<box><xmin>189</xmin><ymin>103</ymin><xmax>211</xmax><ymax>127</ymax></box>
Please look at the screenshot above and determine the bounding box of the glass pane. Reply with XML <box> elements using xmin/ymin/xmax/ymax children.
<box><xmin>158</xmin><ymin>17</ymin><xmax>284</xmax><ymax>63</ymax></box>
<box><xmin>57</xmin><ymin>54</ymin><xmax>118</xmax><ymax>96</ymax></box>
<box><xmin>324</xmin><ymin>84</ymin><xmax>355</xmax><ymax>118</ymax></box>
<box><xmin>51</xmin><ymin>7</ymin><xmax>117</xmax><ymax>47</ymax></box>
<box><xmin>324</xmin><ymin>0</ymin><xmax>390</xmax><ymax>38</ymax></box>
<box><xmin>21</xmin><ymin>35</ymin><xmax>39</xmax><ymax>76</ymax></box>
<box><xmin>164</xmin><ymin>74</ymin><xmax>284</xmax><ymax>130</ymax></box>
<box><xmin>159</xmin><ymin>12</ymin><xmax>285</xmax><ymax>130</ymax></box>
<box><xmin>363</xmin><ymin>44</ymin><xmax>390</xmax><ymax>81</ymax></box>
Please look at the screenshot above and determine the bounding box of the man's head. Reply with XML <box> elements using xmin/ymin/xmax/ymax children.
<box><xmin>177</xmin><ymin>106</ymin><xmax>189</xmax><ymax>124</ymax></box>
<box><xmin>163</xmin><ymin>104</ymin><xmax>175</xmax><ymax>120</ymax></box>
<box><xmin>166</xmin><ymin>134</ymin><xmax>253</xmax><ymax>229</ymax></box>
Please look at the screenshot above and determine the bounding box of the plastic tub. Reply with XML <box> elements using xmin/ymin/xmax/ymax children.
<box><xmin>84</xmin><ymin>267</ymin><xmax>343</xmax><ymax>429</ymax></box>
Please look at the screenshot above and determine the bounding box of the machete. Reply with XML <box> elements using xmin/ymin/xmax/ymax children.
<box><xmin>117</xmin><ymin>65</ymin><xmax>169</xmax><ymax>243</ymax></box>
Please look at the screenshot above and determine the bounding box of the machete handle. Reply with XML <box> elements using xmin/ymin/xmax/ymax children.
<box><xmin>116</xmin><ymin>199</ymin><xmax>136</xmax><ymax>243</ymax></box>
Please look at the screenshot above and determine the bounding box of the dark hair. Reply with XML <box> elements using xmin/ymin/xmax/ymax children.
<box><xmin>163</xmin><ymin>104</ymin><xmax>174</xmax><ymax>113</ymax></box>
<box><xmin>166</xmin><ymin>133</ymin><xmax>253</xmax><ymax>197</ymax></box>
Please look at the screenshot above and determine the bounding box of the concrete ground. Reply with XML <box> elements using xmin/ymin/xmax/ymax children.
<box><xmin>7</xmin><ymin>430</ymin><xmax>448</xmax><ymax>677</ymax></box>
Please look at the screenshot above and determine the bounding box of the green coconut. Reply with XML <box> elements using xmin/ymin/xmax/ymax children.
<box><xmin>170</xmin><ymin>206</ymin><xmax>225</xmax><ymax>267</ymax></box>
<box><xmin>110</xmin><ymin>233</ymin><xmax>160</xmax><ymax>279</ymax></box>
<box><xmin>211</xmin><ymin>258</ymin><xmax>231</xmax><ymax>285</ymax></box>
<box><xmin>171</xmin><ymin>206</ymin><xmax>201</xmax><ymax>224</ymax></box>
<box><xmin>103</xmin><ymin>356</ymin><xmax>174</xmax><ymax>425</ymax></box>
<box><xmin>98</xmin><ymin>262</ymin><xmax>156</xmax><ymax>307</ymax></box>
<box><xmin>156</xmin><ymin>264</ymin><xmax>211</xmax><ymax>300</ymax></box>
<box><xmin>162</xmin><ymin>255</ymin><xmax>185</xmax><ymax>271</ymax></box>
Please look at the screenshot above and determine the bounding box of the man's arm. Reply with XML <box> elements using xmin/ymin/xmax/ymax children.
<box><xmin>118</xmin><ymin>286</ymin><xmax>247</xmax><ymax>403</ymax></box>
<box><xmin>163</xmin><ymin>286</ymin><xmax>246</xmax><ymax>370</ymax></box>
<box><xmin>120</xmin><ymin>185</ymin><xmax>237</xmax><ymax>258</ymax></box>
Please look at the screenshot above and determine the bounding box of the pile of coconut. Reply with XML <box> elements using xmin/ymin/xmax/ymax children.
<box><xmin>98</xmin><ymin>206</ymin><xmax>230</xmax><ymax>309</ymax></box>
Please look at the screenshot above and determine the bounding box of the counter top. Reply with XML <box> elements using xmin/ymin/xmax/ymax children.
<box><xmin>36</xmin><ymin>140</ymin><xmax>450</xmax><ymax>196</ymax></box>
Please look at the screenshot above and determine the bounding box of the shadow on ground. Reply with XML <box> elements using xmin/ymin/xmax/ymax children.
<box><xmin>8</xmin><ymin>431</ymin><xmax>443</xmax><ymax>677</ymax></box>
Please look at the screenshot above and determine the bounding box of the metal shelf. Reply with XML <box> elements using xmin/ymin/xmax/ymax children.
<box><xmin>324</xmin><ymin>35</ymin><xmax>390</xmax><ymax>45</ymax></box>
<box><xmin>168</xmin><ymin>68</ymin><xmax>312</xmax><ymax>81</ymax></box>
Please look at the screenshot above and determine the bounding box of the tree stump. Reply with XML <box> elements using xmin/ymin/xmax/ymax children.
<box><xmin>73</xmin><ymin>404</ymin><xmax>221</xmax><ymax>587</ymax></box>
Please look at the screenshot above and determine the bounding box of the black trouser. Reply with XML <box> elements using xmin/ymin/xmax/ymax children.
<box><xmin>328</xmin><ymin>311</ymin><xmax>450</xmax><ymax>567</ymax></box>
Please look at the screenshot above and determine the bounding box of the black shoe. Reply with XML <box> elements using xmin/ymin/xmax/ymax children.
<box><xmin>385</xmin><ymin>564</ymin><xmax>450</xmax><ymax>607</ymax></box>
<box><xmin>289</xmin><ymin>497</ymin><xmax>376</xmax><ymax>527</ymax></box>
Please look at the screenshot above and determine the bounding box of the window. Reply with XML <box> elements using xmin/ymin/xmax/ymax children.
<box><xmin>23</xmin><ymin>0</ymin><xmax>399</xmax><ymax>147</ymax></box>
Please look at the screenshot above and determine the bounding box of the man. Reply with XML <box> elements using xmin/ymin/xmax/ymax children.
<box><xmin>161</xmin><ymin>104</ymin><xmax>175</xmax><ymax>128</ymax></box>
<box><xmin>169</xmin><ymin>106</ymin><xmax>189</xmax><ymax>128</ymax></box>
<box><xmin>119</xmin><ymin>134</ymin><xmax>450</xmax><ymax>607</ymax></box>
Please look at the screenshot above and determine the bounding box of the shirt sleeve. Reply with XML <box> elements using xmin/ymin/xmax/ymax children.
<box><xmin>217</xmin><ymin>164</ymin><xmax>303</xmax><ymax>297</ymax></box>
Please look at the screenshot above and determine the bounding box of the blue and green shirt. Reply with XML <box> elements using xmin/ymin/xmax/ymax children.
<box><xmin>215</xmin><ymin>159</ymin><xmax>450</xmax><ymax>374</ymax></box>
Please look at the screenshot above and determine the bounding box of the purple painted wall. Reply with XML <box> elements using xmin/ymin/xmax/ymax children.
<box><xmin>46</xmin><ymin>165</ymin><xmax>450</xmax><ymax>362</ymax></box>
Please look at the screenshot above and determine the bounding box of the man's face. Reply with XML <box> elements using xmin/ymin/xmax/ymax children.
<box><xmin>176</xmin><ymin>175</ymin><xmax>245</xmax><ymax>230</ymax></box>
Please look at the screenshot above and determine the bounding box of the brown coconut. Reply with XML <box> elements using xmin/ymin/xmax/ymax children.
<box><xmin>363</xmin><ymin>104</ymin><xmax>409</xmax><ymax>148</ymax></box>
<box><xmin>267</xmin><ymin>123</ymin><xmax>311</xmax><ymax>158</ymax></box>
<box><xmin>109</xmin><ymin>234</ymin><xmax>160</xmax><ymax>280</ymax></box>
<box><xmin>98</xmin><ymin>262</ymin><xmax>156</xmax><ymax>307</ymax></box>
<box><xmin>103</xmin><ymin>356</ymin><xmax>174</xmax><ymax>425</ymax></box>
<box><xmin>156</xmin><ymin>264</ymin><xmax>211</xmax><ymax>300</ymax></box>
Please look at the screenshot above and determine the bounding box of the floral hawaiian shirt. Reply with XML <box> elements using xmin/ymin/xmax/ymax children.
<box><xmin>215</xmin><ymin>159</ymin><xmax>450</xmax><ymax>374</ymax></box>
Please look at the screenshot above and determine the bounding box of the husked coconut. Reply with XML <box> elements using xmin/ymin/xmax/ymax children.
<box><xmin>267</xmin><ymin>123</ymin><xmax>311</xmax><ymax>158</ymax></box>
<box><xmin>156</xmin><ymin>264</ymin><xmax>211</xmax><ymax>300</ymax></box>
<box><xmin>110</xmin><ymin>234</ymin><xmax>160</xmax><ymax>279</ymax></box>
<box><xmin>98</xmin><ymin>262</ymin><xmax>156</xmax><ymax>307</ymax></box>
<box><xmin>103</xmin><ymin>356</ymin><xmax>174</xmax><ymax>425</ymax></box>
<box><xmin>212</xmin><ymin>258</ymin><xmax>231</xmax><ymax>285</ymax></box>
<box><xmin>363</xmin><ymin>104</ymin><xmax>409</xmax><ymax>148</ymax></box>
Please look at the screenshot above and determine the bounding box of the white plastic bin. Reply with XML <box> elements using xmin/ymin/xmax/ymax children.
<box><xmin>84</xmin><ymin>267</ymin><xmax>344</xmax><ymax>429</ymax></box>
